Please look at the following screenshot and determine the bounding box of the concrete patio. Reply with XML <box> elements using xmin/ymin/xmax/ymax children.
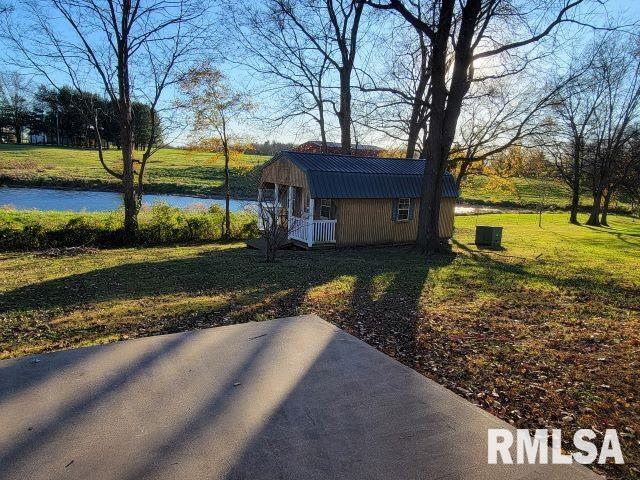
<box><xmin>0</xmin><ymin>315</ymin><xmax>599</xmax><ymax>479</ymax></box>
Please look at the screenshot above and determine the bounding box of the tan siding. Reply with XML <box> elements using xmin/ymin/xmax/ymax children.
<box><xmin>335</xmin><ymin>197</ymin><xmax>455</xmax><ymax>247</ymax></box>
<box><xmin>260</xmin><ymin>157</ymin><xmax>308</xmax><ymax>190</ymax></box>
<box><xmin>438</xmin><ymin>197</ymin><xmax>456</xmax><ymax>238</ymax></box>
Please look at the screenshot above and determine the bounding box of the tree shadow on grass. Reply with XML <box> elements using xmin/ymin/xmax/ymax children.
<box><xmin>1</xmin><ymin>247</ymin><xmax>438</xmax><ymax>315</ymax></box>
<box><xmin>580</xmin><ymin>223</ymin><xmax>640</xmax><ymax>244</ymax></box>
<box><xmin>450</xmin><ymin>238</ymin><xmax>639</xmax><ymax>303</ymax></box>
<box><xmin>0</xmin><ymin>245</ymin><xmax>452</xmax><ymax>364</ymax></box>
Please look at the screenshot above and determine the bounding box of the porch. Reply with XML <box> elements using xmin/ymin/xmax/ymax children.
<box><xmin>258</xmin><ymin>182</ymin><xmax>336</xmax><ymax>248</ymax></box>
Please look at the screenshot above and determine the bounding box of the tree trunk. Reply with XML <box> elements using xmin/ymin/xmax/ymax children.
<box><xmin>600</xmin><ymin>189</ymin><xmax>612</xmax><ymax>226</ymax></box>
<box><xmin>338</xmin><ymin>68</ymin><xmax>351</xmax><ymax>154</ymax></box>
<box><xmin>416</xmin><ymin>0</ymin><xmax>478</xmax><ymax>253</ymax></box>
<box><xmin>224</xmin><ymin>147</ymin><xmax>231</xmax><ymax>239</ymax></box>
<box><xmin>118</xmin><ymin>2</ymin><xmax>138</xmax><ymax>242</ymax></box>
<box><xmin>318</xmin><ymin>99</ymin><xmax>328</xmax><ymax>153</ymax></box>
<box><xmin>569</xmin><ymin>137</ymin><xmax>581</xmax><ymax>224</ymax></box>
<box><xmin>406</xmin><ymin>41</ymin><xmax>429</xmax><ymax>160</ymax></box>
<box><xmin>455</xmin><ymin>160</ymin><xmax>471</xmax><ymax>189</ymax></box>
<box><xmin>569</xmin><ymin>184</ymin><xmax>580</xmax><ymax>224</ymax></box>
<box><xmin>120</xmin><ymin>114</ymin><xmax>138</xmax><ymax>241</ymax></box>
<box><xmin>406</xmin><ymin>120</ymin><xmax>421</xmax><ymax>159</ymax></box>
<box><xmin>586</xmin><ymin>189</ymin><xmax>602</xmax><ymax>226</ymax></box>
<box><xmin>14</xmin><ymin>125</ymin><xmax>21</xmax><ymax>144</ymax></box>
<box><xmin>416</xmin><ymin>153</ymin><xmax>445</xmax><ymax>253</ymax></box>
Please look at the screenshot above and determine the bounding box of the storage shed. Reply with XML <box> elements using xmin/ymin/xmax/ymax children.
<box><xmin>258</xmin><ymin>151</ymin><xmax>459</xmax><ymax>248</ymax></box>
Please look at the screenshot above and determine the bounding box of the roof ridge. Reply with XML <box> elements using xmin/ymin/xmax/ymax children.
<box><xmin>283</xmin><ymin>150</ymin><xmax>425</xmax><ymax>162</ymax></box>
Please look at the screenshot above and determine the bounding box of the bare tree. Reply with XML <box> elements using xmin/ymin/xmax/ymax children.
<box><xmin>226</xmin><ymin>1</ymin><xmax>332</xmax><ymax>150</ymax></box>
<box><xmin>3</xmin><ymin>0</ymin><xmax>210</xmax><ymax>241</ymax></box>
<box><xmin>366</xmin><ymin>0</ymin><xmax>603</xmax><ymax>253</ymax></box>
<box><xmin>450</xmin><ymin>73</ymin><xmax>567</xmax><ymax>190</ymax></box>
<box><xmin>179</xmin><ymin>65</ymin><xmax>253</xmax><ymax>239</ymax></box>
<box><xmin>357</xmin><ymin>22</ymin><xmax>431</xmax><ymax>157</ymax></box>
<box><xmin>620</xmin><ymin>135</ymin><xmax>640</xmax><ymax>217</ymax></box>
<box><xmin>600</xmin><ymin>129</ymin><xmax>640</xmax><ymax>224</ymax></box>
<box><xmin>270</xmin><ymin>0</ymin><xmax>366</xmax><ymax>153</ymax></box>
<box><xmin>549</xmin><ymin>46</ymin><xmax>604</xmax><ymax>224</ymax></box>
<box><xmin>257</xmin><ymin>189</ymin><xmax>289</xmax><ymax>262</ymax></box>
<box><xmin>584</xmin><ymin>40</ymin><xmax>640</xmax><ymax>226</ymax></box>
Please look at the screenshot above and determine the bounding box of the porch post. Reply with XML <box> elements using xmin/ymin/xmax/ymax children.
<box><xmin>287</xmin><ymin>185</ymin><xmax>293</xmax><ymax>234</ymax></box>
<box><xmin>307</xmin><ymin>197</ymin><xmax>314</xmax><ymax>248</ymax></box>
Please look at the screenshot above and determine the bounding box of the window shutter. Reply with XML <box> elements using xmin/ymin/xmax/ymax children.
<box><xmin>409</xmin><ymin>198</ymin><xmax>415</xmax><ymax>220</ymax></box>
<box><xmin>391</xmin><ymin>199</ymin><xmax>398</xmax><ymax>221</ymax></box>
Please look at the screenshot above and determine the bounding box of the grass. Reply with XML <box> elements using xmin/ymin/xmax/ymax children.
<box><xmin>0</xmin><ymin>144</ymin><xmax>268</xmax><ymax>198</ymax></box>
<box><xmin>460</xmin><ymin>174</ymin><xmax>632</xmax><ymax>212</ymax></box>
<box><xmin>0</xmin><ymin>212</ymin><xmax>638</xmax><ymax>478</ymax></box>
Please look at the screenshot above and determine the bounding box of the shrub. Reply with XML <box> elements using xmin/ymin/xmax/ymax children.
<box><xmin>54</xmin><ymin>216</ymin><xmax>103</xmax><ymax>246</ymax></box>
<box><xmin>0</xmin><ymin>202</ymin><xmax>259</xmax><ymax>252</ymax></box>
<box><xmin>21</xmin><ymin>223</ymin><xmax>47</xmax><ymax>249</ymax></box>
<box><xmin>140</xmin><ymin>203</ymin><xmax>186</xmax><ymax>244</ymax></box>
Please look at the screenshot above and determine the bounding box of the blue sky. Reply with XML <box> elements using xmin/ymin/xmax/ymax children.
<box><xmin>3</xmin><ymin>0</ymin><xmax>640</xmax><ymax>147</ymax></box>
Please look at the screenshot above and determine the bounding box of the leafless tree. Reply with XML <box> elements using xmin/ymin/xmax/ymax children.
<box><xmin>179</xmin><ymin>64</ymin><xmax>253</xmax><ymax>239</ymax></box>
<box><xmin>225</xmin><ymin>0</ymin><xmax>332</xmax><ymax>150</ymax></box>
<box><xmin>549</xmin><ymin>45</ymin><xmax>604</xmax><ymax>224</ymax></box>
<box><xmin>365</xmin><ymin>0</ymin><xmax>608</xmax><ymax>253</ymax></box>
<box><xmin>3</xmin><ymin>0</ymin><xmax>211</xmax><ymax>241</ymax></box>
<box><xmin>257</xmin><ymin>187</ymin><xmax>289</xmax><ymax>262</ymax></box>
<box><xmin>584</xmin><ymin>39</ymin><xmax>640</xmax><ymax>226</ymax></box>
<box><xmin>620</xmin><ymin>135</ymin><xmax>640</xmax><ymax>217</ymax></box>
<box><xmin>600</xmin><ymin>129</ymin><xmax>640</xmax><ymax>224</ymax></box>
<box><xmin>357</xmin><ymin>20</ymin><xmax>432</xmax><ymax>157</ymax></box>
<box><xmin>269</xmin><ymin>0</ymin><xmax>367</xmax><ymax>153</ymax></box>
<box><xmin>450</xmin><ymin>74</ymin><xmax>567</xmax><ymax>189</ymax></box>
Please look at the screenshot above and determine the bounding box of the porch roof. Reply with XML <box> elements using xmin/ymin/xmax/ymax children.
<box><xmin>272</xmin><ymin>151</ymin><xmax>459</xmax><ymax>199</ymax></box>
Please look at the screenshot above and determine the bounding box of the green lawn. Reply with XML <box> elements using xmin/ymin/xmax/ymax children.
<box><xmin>0</xmin><ymin>144</ymin><xmax>268</xmax><ymax>198</ymax></box>
<box><xmin>0</xmin><ymin>212</ymin><xmax>638</xmax><ymax>479</ymax></box>
<box><xmin>459</xmin><ymin>174</ymin><xmax>632</xmax><ymax>211</ymax></box>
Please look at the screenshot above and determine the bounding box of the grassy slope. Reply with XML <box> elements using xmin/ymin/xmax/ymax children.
<box><xmin>2</xmin><ymin>144</ymin><xmax>624</xmax><ymax>210</ymax></box>
<box><xmin>0</xmin><ymin>212</ymin><xmax>638</xmax><ymax>478</ymax></box>
<box><xmin>0</xmin><ymin>144</ymin><xmax>268</xmax><ymax>198</ymax></box>
<box><xmin>459</xmin><ymin>174</ymin><xmax>633</xmax><ymax>211</ymax></box>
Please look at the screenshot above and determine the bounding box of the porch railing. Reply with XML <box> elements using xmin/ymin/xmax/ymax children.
<box><xmin>288</xmin><ymin>216</ymin><xmax>336</xmax><ymax>245</ymax></box>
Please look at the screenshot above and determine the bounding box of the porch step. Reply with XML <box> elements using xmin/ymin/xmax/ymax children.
<box><xmin>245</xmin><ymin>237</ymin><xmax>293</xmax><ymax>251</ymax></box>
<box><xmin>290</xmin><ymin>239</ymin><xmax>336</xmax><ymax>250</ymax></box>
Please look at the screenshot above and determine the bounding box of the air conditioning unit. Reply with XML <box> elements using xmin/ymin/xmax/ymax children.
<box><xmin>475</xmin><ymin>226</ymin><xmax>503</xmax><ymax>248</ymax></box>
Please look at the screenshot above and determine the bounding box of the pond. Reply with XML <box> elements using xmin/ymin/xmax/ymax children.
<box><xmin>0</xmin><ymin>186</ymin><xmax>504</xmax><ymax>215</ymax></box>
<box><xmin>0</xmin><ymin>187</ymin><xmax>257</xmax><ymax>213</ymax></box>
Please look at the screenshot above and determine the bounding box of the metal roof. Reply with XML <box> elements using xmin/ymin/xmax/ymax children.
<box><xmin>274</xmin><ymin>151</ymin><xmax>459</xmax><ymax>199</ymax></box>
<box><xmin>300</xmin><ymin>141</ymin><xmax>383</xmax><ymax>151</ymax></box>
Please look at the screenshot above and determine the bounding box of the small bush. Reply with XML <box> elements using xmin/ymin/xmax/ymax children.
<box><xmin>21</xmin><ymin>223</ymin><xmax>47</xmax><ymax>250</ymax></box>
<box><xmin>139</xmin><ymin>203</ymin><xmax>186</xmax><ymax>244</ymax></box>
<box><xmin>55</xmin><ymin>216</ymin><xmax>103</xmax><ymax>246</ymax></box>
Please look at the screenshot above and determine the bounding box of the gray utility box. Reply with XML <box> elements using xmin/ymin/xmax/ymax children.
<box><xmin>475</xmin><ymin>226</ymin><xmax>503</xmax><ymax>248</ymax></box>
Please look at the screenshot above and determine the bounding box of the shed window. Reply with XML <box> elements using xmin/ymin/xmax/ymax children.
<box><xmin>320</xmin><ymin>199</ymin><xmax>333</xmax><ymax>219</ymax></box>
<box><xmin>397</xmin><ymin>198</ymin><xmax>410</xmax><ymax>221</ymax></box>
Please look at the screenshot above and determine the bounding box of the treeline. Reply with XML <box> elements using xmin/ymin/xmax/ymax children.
<box><xmin>246</xmin><ymin>141</ymin><xmax>296</xmax><ymax>156</ymax></box>
<box><xmin>0</xmin><ymin>77</ymin><xmax>161</xmax><ymax>149</ymax></box>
